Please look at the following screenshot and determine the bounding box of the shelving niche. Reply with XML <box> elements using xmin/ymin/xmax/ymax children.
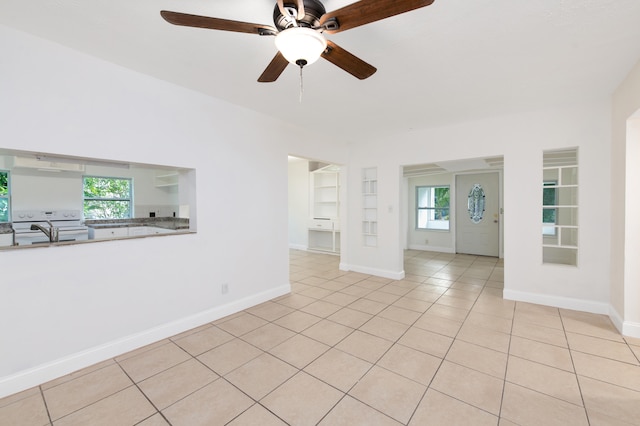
<box><xmin>308</xmin><ymin>164</ymin><xmax>340</xmax><ymax>254</ymax></box>
<box><xmin>155</xmin><ymin>172</ymin><xmax>179</xmax><ymax>188</ymax></box>
<box><xmin>542</xmin><ymin>148</ymin><xmax>578</xmax><ymax>266</ymax></box>
<box><xmin>362</xmin><ymin>167</ymin><xmax>378</xmax><ymax>247</ymax></box>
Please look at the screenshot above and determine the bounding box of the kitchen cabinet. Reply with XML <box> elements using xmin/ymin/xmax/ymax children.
<box><xmin>89</xmin><ymin>227</ymin><xmax>129</xmax><ymax>239</ymax></box>
<box><xmin>0</xmin><ymin>233</ymin><xmax>13</xmax><ymax>247</ymax></box>
<box><xmin>89</xmin><ymin>226</ymin><xmax>176</xmax><ymax>240</ymax></box>
<box><xmin>128</xmin><ymin>226</ymin><xmax>175</xmax><ymax>236</ymax></box>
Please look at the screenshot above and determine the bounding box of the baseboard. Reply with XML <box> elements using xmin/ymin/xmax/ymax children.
<box><xmin>407</xmin><ymin>244</ymin><xmax>455</xmax><ymax>253</ymax></box>
<box><xmin>503</xmin><ymin>289</ymin><xmax>609</xmax><ymax>315</ymax></box>
<box><xmin>339</xmin><ymin>263</ymin><xmax>405</xmax><ymax>280</ymax></box>
<box><xmin>288</xmin><ymin>243</ymin><xmax>307</xmax><ymax>251</ymax></box>
<box><xmin>609</xmin><ymin>305</ymin><xmax>624</xmax><ymax>334</ymax></box>
<box><xmin>622</xmin><ymin>321</ymin><xmax>640</xmax><ymax>338</ymax></box>
<box><xmin>0</xmin><ymin>284</ymin><xmax>291</xmax><ymax>399</ymax></box>
<box><xmin>608</xmin><ymin>305</ymin><xmax>640</xmax><ymax>338</ymax></box>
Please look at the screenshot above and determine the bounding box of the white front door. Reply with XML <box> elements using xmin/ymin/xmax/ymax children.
<box><xmin>455</xmin><ymin>172</ymin><xmax>500</xmax><ymax>257</ymax></box>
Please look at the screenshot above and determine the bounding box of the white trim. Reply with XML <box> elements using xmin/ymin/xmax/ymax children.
<box><xmin>340</xmin><ymin>263</ymin><xmax>405</xmax><ymax>280</ymax></box>
<box><xmin>609</xmin><ymin>305</ymin><xmax>624</xmax><ymax>334</ymax></box>
<box><xmin>609</xmin><ymin>306</ymin><xmax>640</xmax><ymax>339</ymax></box>
<box><xmin>503</xmin><ymin>289</ymin><xmax>609</xmax><ymax>315</ymax></box>
<box><xmin>612</xmin><ymin>305</ymin><xmax>640</xmax><ymax>338</ymax></box>
<box><xmin>505</xmin><ymin>295</ymin><xmax>640</xmax><ymax>338</ymax></box>
<box><xmin>623</xmin><ymin>321</ymin><xmax>640</xmax><ymax>338</ymax></box>
<box><xmin>407</xmin><ymin>244</ymin><xmax>455</xmax><ymax>253</ymax></box>
<box><xmin>0</xmin><ymin>284</ymin><xmax>291</xmax><ymax>399</ymax></box>
<box><xmin>288</xmin><ymin>243</ymin><xmax>307</xmax><ymax>251</ymax></box>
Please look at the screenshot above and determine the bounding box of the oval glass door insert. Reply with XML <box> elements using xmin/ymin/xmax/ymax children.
<box><xmin>468</xmin><ymin>184</ymin><xmax>486</xmax><ymax>224</ymax></box>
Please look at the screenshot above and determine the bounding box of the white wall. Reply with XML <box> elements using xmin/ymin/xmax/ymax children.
<box><xmin>346</xmin><ymin>101</ymin><xmax>612</xmax><ymax>314</ymax></box>
<box><xmin>624</xmin><ymin>117</ymin><xmax>640</xmax><ymax>337</ymax></box>
<box><xmin>0</xmin><ymin>25</ymin><xmax>342</xmax><ymax>397</ymax></box>
<box><xmin>288</xmin><ymin>158</ymin><xmax>309</xmax><ymax>250</ymax></box>
<box><xmin>611</xmin><ymin>57</ymin><xmax>640</xmax><ymax>337</ymax></box>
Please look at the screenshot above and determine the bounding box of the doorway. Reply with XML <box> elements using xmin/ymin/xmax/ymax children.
<box><xmin>287</xmin><ymin>156</ymin><xmax>343</xmax><ymax>256</ymax></box>
<box><xmin>455</xmin><ymin>172</ymin><xmax>500</xmax><ymax>257</ymax></box>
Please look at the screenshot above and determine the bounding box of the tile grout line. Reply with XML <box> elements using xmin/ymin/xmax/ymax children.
<box><xmin>307</xmin><ymin>266</ymin><xmax>438</xmax><ymax>425</ymax></box>
<box><xmin>113</xmin><ymin>358</ymin><xmax>174</xmax><ymax>426</ymax></box>
<box><xmin>413</xmin><ymin>267</ymin><xmax>505</xmax><ymax>423</ymax></box>
<box><xmin>8</xmin><ymin>251</ymin><xmax>638</xmax><ymax>425</ymax></box>
<box><xmin>398</xmin><ymin>256</ymin><xmax>502</xmax><ymax>424</ymax></box>
<box><xmin>260</xmin><ymin>262</ymin><xmax>445</xmax><ymax>424</ymax></box>
<box><xmin>496</xmin><ymin>297</ymin><xmax>517</xmax><ymax>425</ymax></box>
<box><xmin>38</xmin><ymin>385</ymin><xmax>53</xmax><ymax>426</ymax></box>
<box><xmin>557</xmin><ymin>310</ymin><xmax>591</xmax><ymax>425</ymax></box>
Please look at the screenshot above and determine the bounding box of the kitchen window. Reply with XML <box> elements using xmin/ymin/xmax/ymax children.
<box><xmin>416</xmin><ymin>185</ymin><xmax>450</xmax><ymax>230</ymax></box>
<box><xmin>83</xmin><ymin>176</ymin><xmax>132</xmax><ymax>219</ymax></box>
<box><xmin>0</xmin><ymin>170</ymin><xmax>9</xmax><ymax>222</ymax></box>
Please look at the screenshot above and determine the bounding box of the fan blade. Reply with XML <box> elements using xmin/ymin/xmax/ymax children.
<box><xmin>258</xmin><ymin>52</ymin><xmax>290</xmax><ymax>82</ymax></box>
<box><xmin>321</xmin><ymin>40</ymin><xmax>376</xmax><ymax>80</ymax></box>
<box><xmin>277</xmin><ymin>0</ymin><xmax>306</xmax><ymax>20</ymax></box>
<box><xmin>160</xmin><ymin>10</ymin><xmax>277</xmax><ymax>35</ymax></box>
<box><xmin>319</xmin><ymin>0</ymin><xmax>434</xmax><ymax>34</ymax></box>
<box><xmin>277</xmin><ymin>0</ymin><xmax>287</xmax><ymax>16</ymax></box>
<box><xmin>294</xmin><ymin>0</ymin><xmax>306</xmax><ymax>20</ymax></box>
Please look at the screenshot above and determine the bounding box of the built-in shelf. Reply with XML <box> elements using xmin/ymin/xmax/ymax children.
<box><xmin>362</xmin><ymin>167</ymin><xmax>378</xmax><ymax>247</ymax></box>
<box><xmin>308</xmin><ymin>165</ymin><xmax>340</xmax><ymax>254</ymax></box>
<box><xmin>155</xmin><ymin>172</ymin><xmax>179</xmax><ymax>188</ymax></box>
<box><xmin>542</xmin><ymin>148</ymin><xmax>578</xmax><ymax>266</ymax></box>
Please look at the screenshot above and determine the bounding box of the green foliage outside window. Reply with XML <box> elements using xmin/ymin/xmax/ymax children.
<box><xmin>417</xmin><ymin>185</ymin><xmax>450</xmax><ymax>230</ymax></box>
<box><xmin>83</xmin><ymin>176</ymin><xmax>132</xmax><ymax>219</ymax></box>
<box><xmin>543</xmin><ymin>183</ymin><xmax>556</xmax><ymax>223</ymax></box>
<box><xmin>0</xmin><ymin>172</ymin><xmax>8</xmax><ymax>222</ymax></box>
<box><xmin>432</xmin><ymin>187</ymin><xmax>450</xmax><ymax>220</ymax></box>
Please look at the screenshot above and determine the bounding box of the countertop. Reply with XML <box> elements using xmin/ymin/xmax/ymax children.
<box><xmin>84</xmin><ymin>217</ymin><xmax>189</xmax><ymax>230</ymax></box>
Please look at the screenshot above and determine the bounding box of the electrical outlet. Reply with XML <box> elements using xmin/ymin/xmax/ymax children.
<box><xmin>221</xmin><ymin>283</ymin><xmax>229</xmax><ymax>294</ymax></box>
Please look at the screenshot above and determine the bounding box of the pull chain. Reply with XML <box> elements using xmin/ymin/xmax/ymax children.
<box><xmin>295</xmin><ymin>59</ymin><xmax>307</xmax><ymax>103</ymax></box>
<box><xmin>299</xmin><ymin>65</ymin><xmax>303</xmax><ymax>103</ymax></box>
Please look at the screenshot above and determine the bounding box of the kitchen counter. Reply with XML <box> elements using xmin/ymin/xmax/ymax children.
<box><xmin>85</xmin><ymin>217</ymin><xmax>190</xmax><ymax>241</ymax></box>
<box><xmin>0</xmin><ymin>217</ymin><xmax>193</xmax><ymax>249</ymax></box>
<box><xmin>85</xmin><ymin>217</ymin><xmax>189</xmax><ymax>231</ymax></box>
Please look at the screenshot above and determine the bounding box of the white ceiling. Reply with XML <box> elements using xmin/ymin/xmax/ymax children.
<box><xmin>2</xmin><ymin>0</ymin><xmax>640</xmax><ymax>139</ymax></box>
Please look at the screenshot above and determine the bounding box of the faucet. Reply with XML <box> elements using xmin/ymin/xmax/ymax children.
<box><xmin>30</xmin><ymin>220</ymin><xmax>59</xmax><ymax>243</ymax></box>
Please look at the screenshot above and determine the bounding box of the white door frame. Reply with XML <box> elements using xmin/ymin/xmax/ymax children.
<box><xmin>453</xmin><ymin>170</ymin><xmax>504</xmax><ymax>258</ymax></box>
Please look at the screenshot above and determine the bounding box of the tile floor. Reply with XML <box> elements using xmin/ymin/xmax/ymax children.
<box><xmin>2</xmin><ymin>249</ymin><xmax>640</xmax><ymax>425</ymax></box>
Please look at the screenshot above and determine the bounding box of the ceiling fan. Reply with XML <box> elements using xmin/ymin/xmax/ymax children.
<box><xmin>160</xmin><ymin>0</ymin><xmax>435</xmax><ymax>82</ymax></box>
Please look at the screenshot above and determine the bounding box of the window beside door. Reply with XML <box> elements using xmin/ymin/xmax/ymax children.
<box><xmin>0</xmin><ymin>171</ymin><xmax>9</xmax><ymax>222</ymax></box>
<box><xmin>416</xmin><ymin>185</ymin><xmax>450</xmax><ymax>230</ymax></box>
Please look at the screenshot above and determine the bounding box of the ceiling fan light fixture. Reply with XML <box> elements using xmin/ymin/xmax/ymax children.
<box><xmin>275</xmin><ymin>27</ymin><xmax>327</xmax><ymax>66</ymax></box>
